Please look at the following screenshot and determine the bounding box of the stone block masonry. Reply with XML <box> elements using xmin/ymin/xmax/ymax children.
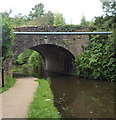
<box><xmin>12</xmin><ymin>25</ymin><xmax>90</xmax><ymax>75</ymax></box>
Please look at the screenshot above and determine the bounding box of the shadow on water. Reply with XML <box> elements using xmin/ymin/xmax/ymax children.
<box><xmin>43</xmin><ymin>71</ymin><xmax>114</xmax><ymax>119</ymax></box>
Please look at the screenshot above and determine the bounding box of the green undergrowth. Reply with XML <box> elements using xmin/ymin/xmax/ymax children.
<box><xmin>0</xmin><ymin>76</ymin><xmax>16</xmax><ymax>93</ymax></box>
<box><xmin>28</xmin><ymin>79</ymin><xmax>61</xmax><ymax>119</ymax></box>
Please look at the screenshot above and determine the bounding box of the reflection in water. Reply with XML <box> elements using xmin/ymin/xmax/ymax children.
<box><xmin>43</xmin><ymin>72</ymin><xmax>114</xmax><ymax>118</ymax></box>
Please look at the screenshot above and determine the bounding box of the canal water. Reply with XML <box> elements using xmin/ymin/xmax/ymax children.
<box><xmin>43</xmin><ymin>72</ymin><xmax>114</xmax><ymax>119</ymax></box>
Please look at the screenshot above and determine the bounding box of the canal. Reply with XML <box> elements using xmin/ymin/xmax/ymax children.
<box><xmin>43</xmin><ymin>72</ymin><xmax>114</xmax><ymax>118</ymax></box>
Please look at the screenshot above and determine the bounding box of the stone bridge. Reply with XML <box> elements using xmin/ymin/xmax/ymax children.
<box><xmin>13</xmin><ymin>26</ymin><xmax>90</xmax><ymax>75</ymax></box>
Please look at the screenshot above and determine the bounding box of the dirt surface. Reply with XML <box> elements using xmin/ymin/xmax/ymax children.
<box><xmin>0</xmin><ymin>74</ymin><xmax>38</xmax><ymax>118</ymax></box>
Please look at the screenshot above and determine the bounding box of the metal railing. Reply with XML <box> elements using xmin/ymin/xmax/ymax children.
<box><xmin>13</xmin><ymin>32</ymin><xmax>112</xmax><ymax>35</ymax></box>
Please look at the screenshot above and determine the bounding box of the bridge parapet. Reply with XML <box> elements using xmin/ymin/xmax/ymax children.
<box><xmin>13</xmin><ymin>25</ymin><xmax>90</xmax><ymax>57</ymax></box>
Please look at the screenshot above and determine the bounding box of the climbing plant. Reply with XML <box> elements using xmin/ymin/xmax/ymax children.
<box><xmin>74</xmin><ymin>1</ymin><xmax>116</xmax><ymax>81</ymax></box>
<box><xmin>75</xmin><ymin>21</ymin><xmax>115</xmax><ymax>82</ymax></box>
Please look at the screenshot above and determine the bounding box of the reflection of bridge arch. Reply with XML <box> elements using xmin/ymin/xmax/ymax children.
<box><xmin>30</xmin><ymin>44</ymin><xmax>75</xmax><ymax>75</ymax></box>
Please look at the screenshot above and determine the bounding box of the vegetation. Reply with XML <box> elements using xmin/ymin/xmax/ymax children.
<box><xmin>75</xmin><ymin>1</ymin><xmax>116</xmax><ymax>81</ymax></box>
<box><xmin>28</xmin><ymin>79</ymin><xmax>61</xmax><ymax>119</ymax></box>
<box><xmin>12</xmin><ymin>13</ymin><xmax>28</xmax><ymax>27</ymax></box>
<box><xmin>13</xmin><ymin>49</ymin><xmax>42</xmax><ymax>77</ymax></box>
<box><xmin>53</xmin><ymin>12</ymin><xmax>65</xmax><ymax>25</ymax></box>
<box><xmin>0</xmin><ymin>76</ymin><xmax>16</xmax><ymax>93</ymax></box>
<box><xmin>1</xmin><ymin>1</ymin><xmax>115</xmax><ymax>82</ymax></box>
<box><xmin>3</xmin><ymin>3</ymin><xmax>65</xmax><ymax>27</ymax></box>
<box><xmin>80</xmin><ymin>15</ymin><xmax>93</xmax><ymax>27</ymax></box>
<box><xmin>16</xmin><ymin>49</ymin><xmax>33</xmax><ymax>65</ymax></box>
<box><xmin>28</xmin><ymin>3</ymin><xmax>45</xmax><ymax>20</ymax></box>
<box><xmin>26</xmin><ymin>11</ymin><xmax>54</xmax><ymax>26</ymax></box>
<box><xmin>0</xmin><ymin>12</ymin><xmax>15</xmax><ymax>88</ymax></box>
<box><xmin>101</xmin><ymin>1</ymin><xmax>116</xmax><ymax>16</ymax></box>
<box><xmin>28</xmin><ymin>51</ymin><xmax>42</xmax><ymax>77</ymax></box>
<box><xmin>2</xmin><ymin>13</ymin><xmax>14</xmax><ymax>60</ymax></box>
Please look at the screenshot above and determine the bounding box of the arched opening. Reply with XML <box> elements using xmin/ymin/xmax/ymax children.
<box><xmin>30</xmin><ymin>44</ymin><xmax>75</xmax><ymax>75</ymax></box>
<box><xmin>12</xmin><ymin>49</ymin><xmax>43</xmax><ymax>78</ymax></box>
<box><xmin>13</xmin><ymin>44</ymin><xmax>75</xmax><ymax>78</ymax></box>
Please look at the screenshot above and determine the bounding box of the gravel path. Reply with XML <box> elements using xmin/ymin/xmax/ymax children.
<box><xmin>0</xmin><ymin>74</ymin><xmax>38</xmax><ymax>118</ymax></box>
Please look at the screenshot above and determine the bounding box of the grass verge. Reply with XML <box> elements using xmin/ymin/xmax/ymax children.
<box><xmin>28</xmin><ymin>79</ymin><xmax>61</xmax><ymax>119</ymax></box>
<box><xmin>0</xmin><ymin>76</ymin><xmax>16</xmax><ymax>93</ymax></box>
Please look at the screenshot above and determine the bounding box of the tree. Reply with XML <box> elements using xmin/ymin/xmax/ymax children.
<box><xmin>100</xmin><ymin>0</ymin><xmax>116</xmax><ymax>16</ymax></box>
<box><xmin>2</xmin><ymin>14</ymin><xmax>14</xmax><ymax>60</ymax></box>
<box><xmin>28</xmin><ymin>3</ymin><xmax>44</xmax><ymax>20</ymax></box>
<box><xmin>12</xmin><ymin>13</ymin><xmax>28</xmax><ymax>27</ymax></box>
<box><xmin>16</xmin><ymin>49</ymin><xmax>33</xmax><ymax>65</ymax></box>
<box><xmin>80</xmin><ymin>15</ymin><xmax>86</xmax><ymax>25</ymax></box>
<box><xmin>27</xmin><ymin>10</ymin><xmax>54</xmax><ymax>26</ymax></box>
<box><xmin>1</xmin><ymin>13</ymin><xmax>14</xmax><ymax>86</ymax></box>
<box><xmin>0</xmin><ymin>9</ymin><xmax>12</xmax><ymax>19</ymax></box>
<box><xmin>43</xmin><ymin>11</ymin><xmax>54</xmax><ymax>25</ymax></box>
<box><xmin>74</xmin><ymin>1</ymin><xmax>116</xmax><ymax>81</ymax></box>
<box><xmin>80</xmin><ymin>15</ymin><xmax>93</xmax><ymax>27</ymax></box>
<box><xmin>53</xmin><ymin>13</ymin><xmax>65</xmax><ymax>25</ymax></box>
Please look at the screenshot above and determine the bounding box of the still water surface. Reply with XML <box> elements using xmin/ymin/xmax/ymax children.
<box><xmin>43</xmin><ymin>72</ymin><xmax>114</xmax><ymax>118</ymax></box>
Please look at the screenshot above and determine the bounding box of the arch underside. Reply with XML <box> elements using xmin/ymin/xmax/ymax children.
<box><xmin>31</xmin><ymin>44</ymin><xmax>75</xmax><ymax>75</ymax></box>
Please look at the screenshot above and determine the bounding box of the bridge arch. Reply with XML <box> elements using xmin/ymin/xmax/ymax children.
<box><xmin>13</xmin><ymin>26</ymin><xmax>90</xmax><ymax>75</ymax></box>
<box><xmin>20</xmin><ymin>44</ymin><xmax>75</xmax><ymax>75</ymax></box>
<box><xmin>30</xmin><ymin>44</ymin><xmax>75</xmax><ymax>74</ymax></box>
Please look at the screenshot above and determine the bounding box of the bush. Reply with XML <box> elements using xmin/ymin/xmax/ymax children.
<box><xmin>75</xmin><ymin>32</ymin><xmax>115</xmax><ymax>81</ymax></box>
<box><xmin>16</xmin><ymin>49</ymin><xmax>33</xmax><ymax>64</ymax></box>
<box><xmin>28</xmin><ymin>51</ymin><xmax>42</xmax><ymax>77</ymax></box>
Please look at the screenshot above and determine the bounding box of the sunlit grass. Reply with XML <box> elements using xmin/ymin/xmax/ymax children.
<box><xmin>28</xmin><ymin>79</ymin><xmax>61</xmax><ymax>119</ymax></box>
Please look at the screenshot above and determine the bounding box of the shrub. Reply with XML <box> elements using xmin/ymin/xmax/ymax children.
<box><xmin>28</xmin><ymin>51</ymin><xmax>42</xmax><ymax>77</ymax></box>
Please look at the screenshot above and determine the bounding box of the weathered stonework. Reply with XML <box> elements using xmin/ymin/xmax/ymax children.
<box><xmin>13</xmin><ymin>26</ymin><xmax>90</xmax><ymax>57</ymax></box>
<box><xmin>13</xmin><ymin>25</ymin><xmax>90</xmax><ymax>75</ymax></box>
<box><xmin>4</xmin><ymin>57</ymin><xmax>12</xmax><ymax>77</ymax></box>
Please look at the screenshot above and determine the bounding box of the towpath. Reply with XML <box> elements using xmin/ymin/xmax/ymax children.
<box><xmin>0</xmin><ymin>73</ymin><xmax>38</xmax><ymax>118</ymax></box>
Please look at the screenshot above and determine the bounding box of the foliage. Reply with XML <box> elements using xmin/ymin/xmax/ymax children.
<box><xmin>6</xmin><ymin>3</ymin><xmax>66</xmax><ymax>27</ymax></box>
<box><xmin>2</xmin><ymin>14</ymin><xmax>14</xmax><ymax>60</ymax></box>
<box><xmin>28</xmin><ymin>51</ymin><xmax>42</xmax><ymax>77</ymax></box>
<box><xmin>11</xmin><ymin>13</ymin><xmax>28</xmax><ymax>27</ymax></box>
<box><xmin>0</xmin><ymin>76</ymin><xmax>16</xmax><ymax>93</ymax></box>
<box><xmin>74</xmin><ymin>1</ymin><xmax>116</xmax><ymax>81</ymax></box>
<box><xmin>14</xmin><ymin>49</ymin><xmax>42</xmax><ymax>77</ymax></box>
<box><xmin>43</xmin><ymin>11</ymin><xmax>54</xmax><ymax>25</ymax></box>
<box><xmin>91</xmin><ymin>15</ymin><xmax>115</xmax><ymax>31</ymax></box>
<box><xmin>80</xmin><ymin>15</ymin><xmax>93</xmax><ymax>27</ymax></box>
<box><xmin>53</xmin><ymin>12</ymin><xmax>65</xmax><ymax>26</ymax></box>
<box><xmin>75</xmin><ymin>18</ymin><xmax>115</xmax><ymax>81</ymax></box>
<box><xmin>16</xmin><ymin>49</ymin><xmax>33</xmax><ymax>64</ymax></box>
<box><xmin>75</xmin><ymin>36</ymin><xmax>115</xmax><ymax>81</ymax></box>
<box><xmin>0</xmin><ymin>10</ymin><xmax>12</xmax><ymax>19</ymax></box>
<box><xmin>28</xmin><ymin>3</ymin><xmax>44</xmax><ymax>20</ymax></box>
<box><xmin>28</xmin><ymin>79</ymin><xmax>61</xmax><ymax>118</ymax></box>
<box><xmin>100</xmin><ymin>1</ymin><xmax>116</xmax><ymax>16</ymax></box>
<box><xmin>26</xmin><ymin>11</ymin><xmax>54</xmax><ymax>26</ymax></box>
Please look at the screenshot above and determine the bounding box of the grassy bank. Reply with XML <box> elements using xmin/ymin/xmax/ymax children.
<box><xmin>0</xmin><ymin>76</ymin><xmax>16</xmax><ymax>93</ymax></box>
<box><xmin>28</xmin><ymin>79</ymin><xmax>61</xmax><ymax>119</ymax></box>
